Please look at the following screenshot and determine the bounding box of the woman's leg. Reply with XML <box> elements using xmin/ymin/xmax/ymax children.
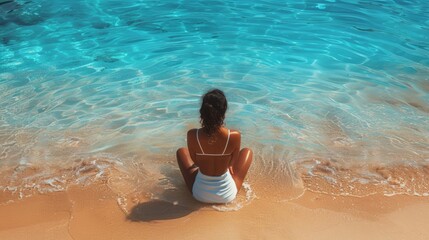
<box><xmin>230</xmin><ymin>148</ymin><xmax>253</xmax><ymax>192</ymax></box>
<box><xmin>176</xmin><ymin>147</ymin><xmax>198</xmax><ymax>193</ymax></box>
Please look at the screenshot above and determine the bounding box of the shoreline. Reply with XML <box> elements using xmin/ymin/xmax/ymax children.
<box><xmin>1</xmin><ymin>182</ymin><xmax>429</xmax><ymax>240</ymax></box>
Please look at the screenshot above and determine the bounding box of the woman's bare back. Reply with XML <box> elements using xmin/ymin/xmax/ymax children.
<box><xmin>187</xmin><ymin>127</ymin><xmax>240</xmax><ymax>176</ymax></box>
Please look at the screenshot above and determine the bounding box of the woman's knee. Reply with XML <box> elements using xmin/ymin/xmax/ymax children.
<box><xmin>176</xmin><ymin>147</ymin><xmax>188</xmax><ymax>158</ymax></box>
<box><xmin>232</xmin><ymin>148</ymin><xmax>252</xmax><ymax>173</ymax></box>
<box><xmin>177</xmin><ymin>147</ymin><xmax>196</xmax><ymax>170</ymax></box>
<box><xmin>239</xmin><ymin>148</ymin><xmax>253</xmax><ymax>163</ymax></box>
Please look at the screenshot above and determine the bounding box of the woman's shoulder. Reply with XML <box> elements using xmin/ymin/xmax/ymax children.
<box><xmin>228</xmin><ymin>128</ymin><xmax>239</xmax><ymax>133</ymax></box>
<box><xmin>228</xmin><ymin>128</ymin><xmax>241</xmax><ymax>138</ymax></box>
<box><xmin>187</xmin><ymin>128</ymin><xmax>198</xmax><ymax>137</ymax></box>
<box><xmin>187</xmin><ymin>128</ymin><xmax>240</xmax><ymax>137</ymax></box>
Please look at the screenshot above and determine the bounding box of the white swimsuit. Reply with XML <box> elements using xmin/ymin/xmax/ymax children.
<box><xmin>192</xmin><ymin>129</ymin><xmax>238</xmax><ymax>203</ymax></box>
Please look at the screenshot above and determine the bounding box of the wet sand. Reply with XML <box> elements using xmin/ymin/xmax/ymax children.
<box><xmin>1</xmin><ymin>183</ymin><xmax>428</xmax><ymax>240</ymax></box>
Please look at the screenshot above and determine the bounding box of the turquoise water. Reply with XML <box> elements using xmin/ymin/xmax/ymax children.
<box><xmin>1</xmin><ymin>0</ymin><xmax>429</xmax><ymax>203</ymax></box>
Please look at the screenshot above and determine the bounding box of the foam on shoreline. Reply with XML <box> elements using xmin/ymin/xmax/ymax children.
<box><xmin>1</xmin><ymin>151</ymin><xmax>428</xmax><ymax>212</ymax></box>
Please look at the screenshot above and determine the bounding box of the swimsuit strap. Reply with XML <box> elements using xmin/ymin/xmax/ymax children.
<box><xmin>197</xmin><ymin>128</ymin><xmax>230</xmax><ymax>155</ymax></box>
<box><xmin>196</xmin><ymin>129</ymin><xmax>205</xmax><ymax>154</ymax></box>
<box><xmin>222</xmin><ymin>129</ymin><xmax>230</xmax><ymax>155</ymax></box>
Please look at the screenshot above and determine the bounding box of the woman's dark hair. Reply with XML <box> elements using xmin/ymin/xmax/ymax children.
<box><xmin>199</xmin><ymin>89</ymin><xmax>227</xmax><ymax>136</ymax></box>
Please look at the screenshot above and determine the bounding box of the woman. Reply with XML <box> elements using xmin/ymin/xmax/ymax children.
<box><xmin>176</xmin><ymin>89</ymin><xmax>253</xmax><ymax>203</ymax></box>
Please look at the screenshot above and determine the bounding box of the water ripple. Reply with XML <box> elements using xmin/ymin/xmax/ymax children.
<box><xmin>0</xmin><ymin>0</ymin><xmax>428</xmax><ymax>198</ymax></box>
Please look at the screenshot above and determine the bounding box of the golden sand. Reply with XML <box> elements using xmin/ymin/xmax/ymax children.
<box><xmin>1</xmin><ymin>182</ymin><xmax>428</xmax><ymax>240</ymax></box>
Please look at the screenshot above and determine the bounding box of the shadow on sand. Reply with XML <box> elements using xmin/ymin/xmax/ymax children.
<box><xmin>127</xmin><ymin>199</ymin><xmax>195</xmax><ymax>222</ymax></box>
<box><xmin>127</xmin><ymin>164</ymin><xmax>203</xmax><ymax>222</ymax></box>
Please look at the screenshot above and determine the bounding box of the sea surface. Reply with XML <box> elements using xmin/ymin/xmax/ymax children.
<box><xmin>1</xmin><ymin>0</ymin><xmax>428</xmax><ymax>209</ymax></box>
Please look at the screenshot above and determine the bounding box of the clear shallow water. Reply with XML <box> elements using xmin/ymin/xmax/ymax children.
<box><xmin>1</xmin><ymin>0</ymin><xmax>429</xmax><ymax>204</ymax></box>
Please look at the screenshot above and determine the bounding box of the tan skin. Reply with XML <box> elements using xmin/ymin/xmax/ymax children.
<box><xmin>176</xmin><ymin>126</ymin><xmax>253</xmax><ymax>194</ymax></box>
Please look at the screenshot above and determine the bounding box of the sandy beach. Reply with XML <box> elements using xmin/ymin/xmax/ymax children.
<box><xmin>1</xmin><ymin>1</ymin><xmax>428</xmax><ymax>239</ymax></box>
<box><xmin>1</xmin><ymin>181</ymin><xmax>428</xmax><ymax>240</ymax></box>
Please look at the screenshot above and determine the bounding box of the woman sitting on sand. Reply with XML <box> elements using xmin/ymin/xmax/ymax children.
<box><xmin>176</xmin><ymin>89</ymin><xmax>253</xmax><ymax>203</ymax></box>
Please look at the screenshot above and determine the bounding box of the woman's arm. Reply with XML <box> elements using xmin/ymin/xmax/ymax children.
<box><xmin>228</xmin><ymin>130</ymin><xmax>241</xmax><ymax>174</ymax></box>
<box><xmin>186</xmin><ymin>129</ymin><xmax>198</xmax><ymax>164</ymax></box>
